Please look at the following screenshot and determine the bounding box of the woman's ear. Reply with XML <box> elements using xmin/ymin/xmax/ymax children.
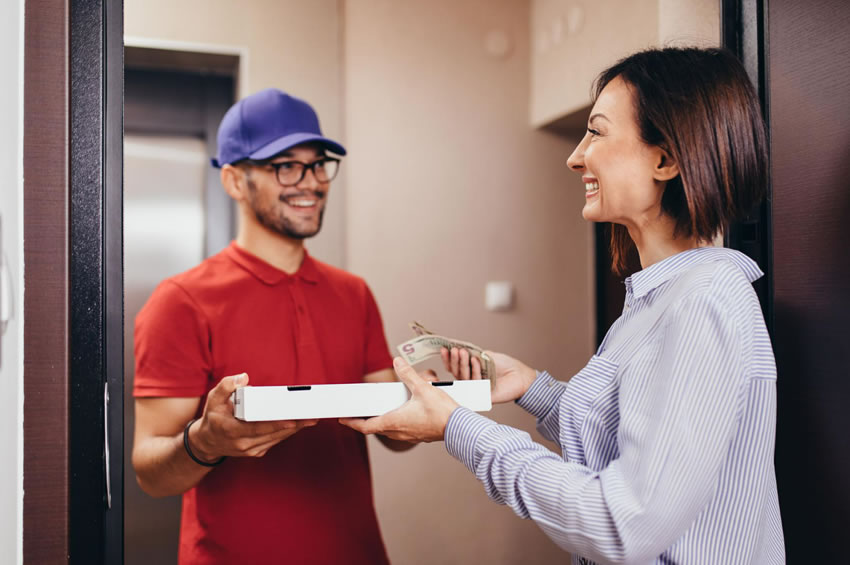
<box><xmin>220</xmin><ymin>164</ymin><xmax>247</xmax><ymax>202</ymax></box>
<box><xmin>653</xmin><ymin>147</ymin><xmax>680</xmax><ymax>182</ymax></box>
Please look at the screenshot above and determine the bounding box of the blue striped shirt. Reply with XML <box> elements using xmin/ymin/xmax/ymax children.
<box><xmin>445</xmin><ymin>247</ymin><xmax>785</xmax><ymax>564</ymax></box>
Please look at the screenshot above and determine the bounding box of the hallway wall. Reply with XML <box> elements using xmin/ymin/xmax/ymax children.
<box><xmin>343</xmin><ymin>1</ymin><xmax>591</xmax><ymax>562</ymax></box>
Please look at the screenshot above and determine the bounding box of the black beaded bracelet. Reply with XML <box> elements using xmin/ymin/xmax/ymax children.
<box><xmin>183</xmin><ymin>418</ymin><xmax>226</xmax><ymax>467</ymax></box>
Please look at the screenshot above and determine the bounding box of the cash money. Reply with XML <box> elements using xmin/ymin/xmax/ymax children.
<box><xmin>397</xmin><ymin>322</ymin><xmax>495</xmax><ymax>383</ymax></box>
<box><xmin>409</xmin><ymin>321</ymin><xmax>435</xmax><ymax>336</ymax></box>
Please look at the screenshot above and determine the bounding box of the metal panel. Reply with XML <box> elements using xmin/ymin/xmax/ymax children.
<box><xmin>123</xmin><ymin>135</ymin><xmax>207</xmax><ymax>565</ymax></box>
<box><xmin>122</xmin><ymin>58</ymin><xmax>234</xmax><ymax>565</ymax></box>
<box><xmin>202</xmin><ymin>76</ymin><xmax>236</xmax><ymax>256</ymax></box>
<box><xmin>123</xmin><ymin>68</ymin><xmax>235</xmax><ymax>256</ymax></box>
<box><xmin>124</xmin><ymin>70</ymin><xmax>208</xmax><ymax>136</ymax></box>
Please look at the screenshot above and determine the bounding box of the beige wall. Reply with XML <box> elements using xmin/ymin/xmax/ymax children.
<box><xmin>531</xmin><ymin>0</ymin><xmax>659</xmax><ymax>127</ymax></box>
<box><xmin>659</xmin><ymin>0</ymin><xmax>721</xmax><ymax>47</ymax></box>
<box><xmin>125</xmin><ymin>0</ymin><xmax>348</xmax><ymax>267</ymax></box>
<box><xmin>343</xmin><ymin>1</ymin><xmax>591</xmax><ymax>563</ymax></box>
<box><xmin>531</xmin><ymin>0</ymin><xmax>720</xmax><ymax>127</ymax></box>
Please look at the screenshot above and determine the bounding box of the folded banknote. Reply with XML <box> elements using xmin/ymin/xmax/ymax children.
<box><xmin>396</xmin><ymin>321</ymin><xmax>495</xmax><ymax>383</ymax></box>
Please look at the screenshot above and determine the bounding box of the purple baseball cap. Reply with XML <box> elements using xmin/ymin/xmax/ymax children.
<box><xmin>211</xmin><ymin>88</ymin><xmax>346</xmax><ymax>168</ymax></box>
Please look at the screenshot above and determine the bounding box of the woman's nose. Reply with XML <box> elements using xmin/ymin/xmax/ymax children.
<box><xmin>566</xmin><ymin>138</ymin><xmax>587</xmax><ymax>172</ymax></box>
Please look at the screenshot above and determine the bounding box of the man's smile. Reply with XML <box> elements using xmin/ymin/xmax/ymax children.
<box><xmin>280</xmin><ymin>192</ymin><xmax>325</xmax><ymax>209</ymax></box>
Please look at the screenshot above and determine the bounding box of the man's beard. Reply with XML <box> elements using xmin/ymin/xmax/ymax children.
<box><xmin>246</xmin><ymin>176</ymin><xmax>325</xmax><ymax>240</ymax></box>
<box><xmin>253</xmin><ymin>204</ymin><xmax>325</xmax><ymax>240</ymax></box>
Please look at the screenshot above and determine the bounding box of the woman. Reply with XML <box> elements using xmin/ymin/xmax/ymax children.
<box><xmin>341</xmin><ymin>47</ymin><xmax>784</xmax><ymax>564</ymax></box>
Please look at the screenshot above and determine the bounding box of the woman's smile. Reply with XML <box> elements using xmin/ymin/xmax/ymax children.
<box><xmin>583</xmin><ymin>176</ymin><xmax>600</xmax><ymax>198</ymax></box>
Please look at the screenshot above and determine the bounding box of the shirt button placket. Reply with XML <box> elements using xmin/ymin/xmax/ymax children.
<box><xmin>289</xmin><ymin>278</ymin><xmax>325</xmax><ymax>381</ymax></box>
<box><xmin>291</xmin><ymin>281</ymin><xmax>313</xmax><ymax>346</ymax></box>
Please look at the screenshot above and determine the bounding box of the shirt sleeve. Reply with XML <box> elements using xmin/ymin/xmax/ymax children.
<box><xmin>361</xmin><ymin>284</ymin><xmax>393</xmax><ymax>375</ymax></box>
<box><xmin>444</xmin><ymin>289</ymin><xmax>749</xmax><ymax>563</ymax></box>
<box><xmin>516</xmin><ymin>370</ymin><xmax>569</xmax><ymax>449</ymax></box>
<box><xmin>133</xmin><ymin>279</ymin><xmax>213</xmax><ymax>398</ymax></box>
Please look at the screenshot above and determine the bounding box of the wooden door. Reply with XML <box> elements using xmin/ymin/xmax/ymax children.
<box><xmin>767</xmin><ymin>0</ymin><xmax>850</xmax><ymax>560</ymax></box>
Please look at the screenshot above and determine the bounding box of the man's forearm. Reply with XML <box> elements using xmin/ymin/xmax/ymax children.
<box><xmin>133</xmin><ymin>428</ymin><xmax>215</xmax><ymax>498</ymax></box>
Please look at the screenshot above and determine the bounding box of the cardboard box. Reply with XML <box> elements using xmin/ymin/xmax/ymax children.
<box><xmin>233</xmin><ymin>380</ymin><xmax>492</xmax><ymax>421</ymax></box>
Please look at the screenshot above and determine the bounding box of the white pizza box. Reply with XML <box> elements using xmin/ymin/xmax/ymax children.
<box><xmin>232</xmin><ymin>380</ymin><xmax>492</xmax><ymax>421</ymax></box>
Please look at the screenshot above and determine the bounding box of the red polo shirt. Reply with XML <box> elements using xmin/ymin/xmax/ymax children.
<box><xmin>134</xmin><ymin>242</ymin><xmax>393</xmax><ymax>565</ymax></box>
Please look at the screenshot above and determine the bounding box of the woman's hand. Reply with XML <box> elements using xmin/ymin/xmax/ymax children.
<box><xmin>441</xmin><ymin>348</ymin><xmax>538</xmax><ymax>404</ymax></box>
<box><xmin>339</xmin><ymin>357</ymin><xmax>459</xmax><ymax>443</ymax></box>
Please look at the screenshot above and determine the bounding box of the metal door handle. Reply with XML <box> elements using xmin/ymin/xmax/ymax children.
<box><xmin>104</xmin><ymin>381</ymin><xmax>111</xmax><ymax>509</ymax></box>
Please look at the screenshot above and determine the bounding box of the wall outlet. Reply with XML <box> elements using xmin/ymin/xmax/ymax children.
<box><xmin>485</xmin><ymin>281</ymin><xmax>514</xmax><ymax>312</ymax></box>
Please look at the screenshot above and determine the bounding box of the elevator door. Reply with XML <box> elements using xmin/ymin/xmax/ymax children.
<box><xmin>122</xmin><ymin>60</ymin><xmax>235</xmax><ymax>565</ymax></box>
<box><xmin>123</xmin><ymin>134</ymin><xmax>207</xmax><ymax>565</ymax></box>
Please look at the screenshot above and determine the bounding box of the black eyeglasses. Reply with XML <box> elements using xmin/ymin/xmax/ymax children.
<box><xmin>266</xmin><ymin>157</ymin><xmax>341</xmax><ymax>186</ymax></box>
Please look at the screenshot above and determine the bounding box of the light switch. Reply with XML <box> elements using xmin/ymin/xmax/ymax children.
<box><xmin>485</xmin><ymin>281</ymin><xmax>514</xmax><ymax>312</ymax></box>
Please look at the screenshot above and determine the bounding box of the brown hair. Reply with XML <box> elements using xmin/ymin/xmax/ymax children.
<box><xmin>593</xmin><ymin>47</ymin><xmax>769</xmax><ymax>274</ymax></box>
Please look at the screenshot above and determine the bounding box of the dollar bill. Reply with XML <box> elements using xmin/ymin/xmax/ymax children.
<box><xmin>397</xmin><ymin>322</ymin><xmax>495</xmax><ymax>383</ymax></box>
<box><xmin>409</xmin><ymin>321</ymin><xmax>435</xmax><ymax>336</ymax></box>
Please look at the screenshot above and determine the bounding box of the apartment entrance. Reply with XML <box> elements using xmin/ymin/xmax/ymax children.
<box><xmin>20</xmin><ymin>0</ymin><xmax>850</xmax><ymax>562</ymax></box>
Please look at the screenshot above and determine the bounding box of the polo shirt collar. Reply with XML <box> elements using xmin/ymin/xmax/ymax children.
<box><xmin>225</xmin><ymin>241</ymin><xmax>320</xmax><ymax>285</ymax></box>
<box><xmin>626</xmin><ymin>246</ymin><xmax>764</xmax><ymax>299</ymax></box>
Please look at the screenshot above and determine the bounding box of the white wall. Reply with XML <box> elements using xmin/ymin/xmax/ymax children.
<box><xmin>0</xmin><ymin>0</ymin><xmax>24</xmax><ymax>562</ymax></box>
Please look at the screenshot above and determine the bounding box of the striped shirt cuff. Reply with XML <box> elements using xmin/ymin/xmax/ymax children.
<box><xmin>516</xmin><ymin>370</ymin><xmax>566</xmax><ymax>420</ymax></box>
<box><xmin>445</xmin><ymin>407</ymin><xmax>498</xmax><ymax>473</ymax></box>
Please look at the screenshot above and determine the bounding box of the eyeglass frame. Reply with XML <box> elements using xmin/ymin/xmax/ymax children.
<box><xmin>241</xmin><ymin>156</ymin><xmax>341</xmax><ymax>187</ymax></box>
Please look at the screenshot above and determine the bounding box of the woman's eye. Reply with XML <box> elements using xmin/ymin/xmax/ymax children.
<box><xmin>277</xmin><ymin>162</ymin><xmax>297</xmax><ymax>170</ymax></box>
<box><xmin>587</xmin><ymin>128</ymin><xmax>601</xmax><ymax>137</ymax></box>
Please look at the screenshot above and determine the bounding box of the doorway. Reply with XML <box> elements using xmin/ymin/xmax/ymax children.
<box><xmin>25</xmin><ymin>0</ymin><xmax>850</xmax><ymax>562</ymax></box>
<box><xmin>123</xmin><ymin>45</ymin><xmax>237</xmax><ymax>564</ymax></box>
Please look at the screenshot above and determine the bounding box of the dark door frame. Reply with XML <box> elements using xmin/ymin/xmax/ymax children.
<box><xmin>722</xmin><ymin>0</ymin><xmax>773</xmax><ymax>334</ymax></box>
<box><xmin>24</xmin><ymin>0</ymin><xmax>124</xmax><ymax>563</ymax></box>
<box><xmin>68</xmin><ymin>0</ymin><xmax>125</xmax><ymax>563</ymax></box>
<box><xmin>26</xmin><ymin>5</ymin><xmax>245</xmax><ymax>560</ymax></box>
<box><xmin>724</xmin><ymin>1</ymin><xmax>850</xmax><ymax>559</ymax></box>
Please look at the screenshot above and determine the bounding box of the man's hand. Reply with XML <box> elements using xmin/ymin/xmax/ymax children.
<box><xmin>133</xmin><ymin>372</ymin><xmax>318</xmax><ymax>498</ymax></box>
<box><xmin>441</xmin><ymin>348</ymin><xmax>538</xmax><ymax>404</ymax></box>
<box><xmin>341</xmin><ymin>358</ymin><xmax>459</xmax><ymax>443</ymax></box>
<box><xmin>189</xmin><ymin>373</ymin><xmax>319</xmax><ymax>461</ymax></box>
